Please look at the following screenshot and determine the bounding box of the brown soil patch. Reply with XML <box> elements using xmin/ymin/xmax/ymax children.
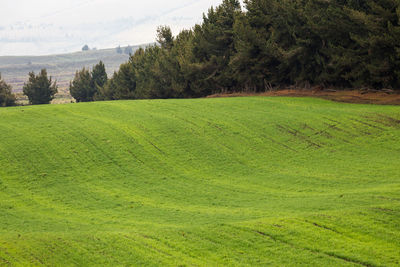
<box><xmin>207</xmin><ymin>89</ymin><xmax>400</xmax><ymax>105</ymax></box>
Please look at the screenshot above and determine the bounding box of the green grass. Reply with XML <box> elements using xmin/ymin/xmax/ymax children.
<box><xmin>0</xmin><ymin>97</ymin><xmax>399</xmax><ymax>266</ymax></box>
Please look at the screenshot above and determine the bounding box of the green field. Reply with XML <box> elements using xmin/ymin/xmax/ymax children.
<box><xmin>0</xmin><ymin>97</ymin><xmax>399</xmax><ymax>266</ymax></box>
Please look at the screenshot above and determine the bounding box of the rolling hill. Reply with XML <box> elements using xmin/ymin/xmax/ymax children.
<box><xmin>0</xmin><ymin>97</ymin><xmax>399</xmax><ymax>266</ymax></box>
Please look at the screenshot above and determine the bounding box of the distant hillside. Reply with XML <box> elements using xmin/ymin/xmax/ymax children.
<box><xmin>0</xmin><ymin>45</ymin><xmax>150</xmax><ymax>101</ymax></box>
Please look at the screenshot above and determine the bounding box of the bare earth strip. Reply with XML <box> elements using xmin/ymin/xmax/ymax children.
<box><xmin>208</xmin><ymin>89</ymin><xmax>400</xmax><ymax>105</ymax></box>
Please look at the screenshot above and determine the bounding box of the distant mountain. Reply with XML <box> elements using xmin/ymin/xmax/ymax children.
<box><xmin>0</xmin><ymin>45</ymin><xmax>149</xmax><ymax>99</ymax></box>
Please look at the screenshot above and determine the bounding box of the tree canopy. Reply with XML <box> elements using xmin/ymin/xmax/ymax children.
<box><xmin>23</xmin><ymin>69</ymin><xmax>58</xmax><ymax>105</ymax></box>
<box><xmin>70</xmin><ymin>61</ymin><xmax>108</xmax><ymax>102</ymax></box>
<box><xmin>0</xmin><ymin>74</ymin><xmax>16</xmax><ymax>107</ymax></box>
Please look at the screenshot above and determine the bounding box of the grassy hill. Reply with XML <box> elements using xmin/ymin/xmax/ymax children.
<box><xmin>0</xmin><ymin>45</ymin><xmax>148</xmax><ymax>103</ymax></box>
<box><xmin>0</xmin><ymin>97</ymin><xmax>399</xmax><ymax>266</ymax></box>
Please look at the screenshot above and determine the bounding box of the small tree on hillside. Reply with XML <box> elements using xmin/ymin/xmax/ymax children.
<box><xmin>69</xmin><ymin>68</ymin><xmax>93</xmax><ymax>102</ymax></box>
<box><xmin>0</xmin><ymin>74</ymin><xmax>16</xmax><ymax>107</ymax></box>
<box><xmin>82</xmin><ymin>44</ymin><xmax>89</xmax><ymax>51</ymax></box>
<box><xmin>23</xmin><ymin>69</ymin><xmax>58</xmax><ymax>105</ymax></box>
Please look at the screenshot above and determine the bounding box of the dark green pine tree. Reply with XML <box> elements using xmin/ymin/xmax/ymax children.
<box><xmin>133</xmin><ymin>46</ymin><xmax>164</xmax><ymax>99</ymax></box>
<box><xmin>91</xmin><ymin>61</ymin><xmax>108</xmax><ymax>90</ymax></box>
<box><xmin>23</xmin><ymin>69</ymin><xmax>58</xmax><ymax>105</ymax></box>
<box><xmin>167</xmin><ymin>29</ymin><xmax>196</xmax><ymax>98</ymax></box>
<box><xmin>190</xmin><ymin>0</ymin><xmax>242</xmax><ymax>95</ymax></box>
<box><xmin>0</xmin><ymin>74</ymin><xmax>16</xmax><ymax>107</ymax></box>
<box><xmin>69</xmin><ymin>68</ymin><xmax>94</xmax><ymax>102</ymax></box>
<box><xmin>318</xmin><ymin>0</ymin><xmax>400</xmax><ymax>89</ymax></box>
<box><xmin>356</xmin><ymin>0</ymin><xmax>400</xmax><ymax>89</ymax></box>
<box><xmin>98</xmin><ymin>53</ymin><xmax>138</xmax><ymax>100</ymax></box>
<box><xmin>231</xmin><ymin>0</ymin><xmax>285</xmax><ymax>91</ymax></box>
<box><xmin>299</xmin><ymin>0</ymin><xmax>355</xmax><ymax>87</ymax></box>
<box><xmin>157</xmin><ymin>26</ymin><xmax>174</xmax><ymax>50</ymax></box>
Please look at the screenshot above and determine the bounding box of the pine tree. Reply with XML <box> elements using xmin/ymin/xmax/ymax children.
<box><xmin>98</xmin><ymin>53</ymin><xmax>138</xmax><ymax>100</ymax></box>
<box><xmin>157</xmin><ymin>26</ymin><xmax>174</xmax><ymax>50</ymax></box>
<box><xmin>69</xmin><ymin>68</ymin><xmax>93</xmax><ymax>102</ymax></box>
<box><xmin>23</xmin><ymin>69</ymin><xmax>57</xmax><ymax>105</ymax></box>
<box><xmin>0</xmin><ymin>74</ymin><xmax>16</xmax><ymax>107</ymax></box>
<box><xmin>354</xmin><ymin>0</ymin><xmax>400</xmax><ymax>88</ymax></box>
<box><xmin>231</xmin><ymin>0</ymin><xmax>287</xmax><ymax>91</ymax></box>
<box><xmin>191</xmin><ymin>0</ymin><xmax>242</xmax><ymax>94</ymax></box>
<box><xmin>91</xmin><ymin>61</ymin><xmax>108</xmax><ymax>89</ymax></box>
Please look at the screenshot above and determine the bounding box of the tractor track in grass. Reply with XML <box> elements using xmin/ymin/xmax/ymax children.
<box><xmin>254</xmin><ymin>230</ymin><xmax>377</xmax><ymax>267</ymax></box>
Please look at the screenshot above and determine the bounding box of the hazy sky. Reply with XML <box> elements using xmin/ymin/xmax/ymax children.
<box><xmin>0</xmin><ymin>0</ymin><xmax>224</xmax><ymax>56</ymax></box>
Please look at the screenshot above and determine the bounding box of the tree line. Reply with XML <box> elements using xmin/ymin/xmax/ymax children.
<box><xmin>2</xmin><ymin>0</ymin><xmax>399</xmax><ymax>107</ymax></box>
<box><xmin>0</xmin><ymin>70</ymin><xmax>58</xmax><ymax>107</ymax></box>
<box><xmin>0</xmin><ymin>61</ymin><xmax>107</xmax><ymax>107</ymax></box>
<box><xmin>76</xmin><ymin>0</ymin><xmax>399</xmax><ymax>102</ymax></box>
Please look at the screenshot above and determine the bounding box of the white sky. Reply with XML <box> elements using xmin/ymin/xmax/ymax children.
<box><xmin>0</xmin><ymin>0</ymin><xmax>224</xmax><ymax>56</ymax></box>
